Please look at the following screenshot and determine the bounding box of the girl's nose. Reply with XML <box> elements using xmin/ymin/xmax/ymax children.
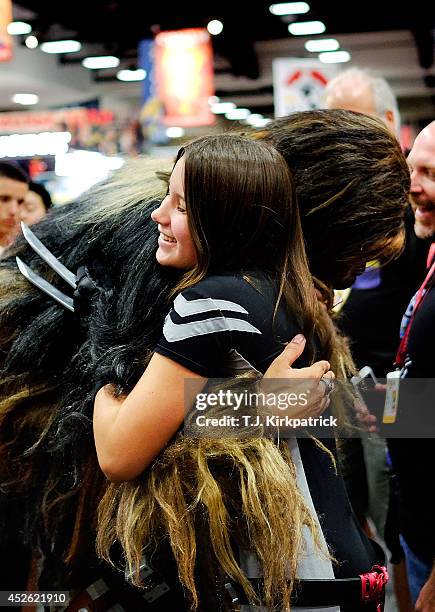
<box><xmin>151</xmin><ymin>199</ymin><xmax>168</xmax><ymax>224</ymax></box>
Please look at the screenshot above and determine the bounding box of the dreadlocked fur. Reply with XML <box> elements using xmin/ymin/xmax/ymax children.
<box><xmin>0</xmin><ymin>157</ymin><xmax>174</xmax><ymax>587</ymax></box>
<box><xmin>0</xmin><ymin>110</ymin><xmax>410</xmax><ymax>609</ymax></box>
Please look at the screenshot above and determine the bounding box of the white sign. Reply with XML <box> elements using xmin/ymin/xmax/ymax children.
<box><xmin>273</xmin><ymin>58</ymin><xmax>338</xmax><ymax>117</ymax></box>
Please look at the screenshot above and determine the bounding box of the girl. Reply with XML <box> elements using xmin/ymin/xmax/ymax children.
<box><xmin>93</xmin><ymin>134</ymin><xmax>330</xmax><ymax>482</ymax></box>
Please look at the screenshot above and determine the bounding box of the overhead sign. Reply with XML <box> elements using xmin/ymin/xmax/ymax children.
<box><xmin>0</xmin><ymin>0</ymin><xmax>13</xmax><ymax>62</ymax></box>
<box><xmin>273</xmin><ymin>58</ymin><xmax>338</xmax><ymax>117</ymax></box>
<box><xmin>155</xmin><ymin>28</ymin><xmax>215</xmax><ymax>127</ymax></box>
<box><xmin>0</xmin><ymin>108</ymin><xmax>114</xmax><ymax>134</ymax></box>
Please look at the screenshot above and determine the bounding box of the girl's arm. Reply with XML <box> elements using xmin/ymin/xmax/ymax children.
<box><xmin>93</xmin><ymin>353</ymin><xmax>203</xmax><ymax>483</ymax></box>
<box><xmin>94</xmin><ymin>335</ymin><xmax>333</xmax><ymax>483</ymax></box>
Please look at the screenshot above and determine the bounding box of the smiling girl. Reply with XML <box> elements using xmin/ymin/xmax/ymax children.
<box><xmin>93</xmin><ymin>134</ymin><xmax>330</xmax><ymax>482</ymax></box>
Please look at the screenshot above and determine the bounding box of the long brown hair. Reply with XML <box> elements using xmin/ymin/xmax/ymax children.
<box><xmin>171</xmin><ymin>133</ymin><xmax>318</xmax><ymax>350</ymax></box>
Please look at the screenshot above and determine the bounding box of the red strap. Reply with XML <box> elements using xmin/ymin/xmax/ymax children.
<box><xmin>360</xmin><ymin>565</ymin><xmax>389</xmax><ymax>606</ymax></box>
<box><xmin>395</xmin><ymin>243</ymin><xmax>435</xmax><ymax>367</ymax></box>
<box><xmin>427</xmin><ymin>243</ymin><xmax>435</xmax><ymax>269</ymax></box>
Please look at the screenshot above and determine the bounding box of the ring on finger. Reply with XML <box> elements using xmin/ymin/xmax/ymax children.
<box><xmin>320</xmin><ymin>376</ymin><xmax>334</xmax><ymax>396</ymax></box>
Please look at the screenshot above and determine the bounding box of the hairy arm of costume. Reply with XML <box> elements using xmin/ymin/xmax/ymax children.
<box><xmin>93</xmin><ymin>353</ymin><xmax>203</xmax><ymax>483</ymax></box>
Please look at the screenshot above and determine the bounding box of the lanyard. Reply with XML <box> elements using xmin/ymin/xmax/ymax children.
<box><xmin>395</xmin><ymin>242</ymin><xmax>435</xmax><ymax>368</ymax></box>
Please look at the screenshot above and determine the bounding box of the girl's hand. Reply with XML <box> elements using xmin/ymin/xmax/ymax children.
<box><xmin>262</xmin><ymin>334</ymin><xmax>335</xmax><ymax>419</ymax></box>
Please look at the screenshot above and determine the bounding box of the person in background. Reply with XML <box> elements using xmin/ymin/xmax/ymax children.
<box><xmin>325</xmin><ymin>67</ymin><xmax>400</xmax><ymax>135</ymax></box>
<box><xmin>0</xmin><ymin>161</ymin><xmax>28</xmax><ymax>254</ymax></box>
<box><xmin>325</xmin><ymin>67</ymin><xmax>431</xmax><ymax>612</ymax></box>
<box><xmin>21</xmin><ymin>182</ymin><xmax>53</xmax><ymax>226</ymax></box>
<box><xmin>387</xmin><ymin>120</ymin><xmax>435</xmax><ymax>612</ymax></box>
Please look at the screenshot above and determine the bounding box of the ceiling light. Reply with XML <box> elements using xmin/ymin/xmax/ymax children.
<box><xmin>82</xmin><ymin>56</ymin><xmax>120</xmax><ymax>69</ymax></box>
<box><xmin>7</xmin><ymin>21</ymin><xmax>32</xmax><ymax>35</ymax></box>
<box><xmin>12</xmin><ymin>93</ymin><xmax>39</xmax><ymax>105</ymax></box>
<box><xmin>117</xmin><ymin>68</ymin><xmax>147</xmax><ymax>81</ymax></box>
<box><xmin>246</xmin><ymin>114</ymin><xmax>264</xmax><ymax>124</ymax></box>
<box><xmin>250</xmin><ymin>118</ymin><xmax>272</xmax><ymax>128</ymax></box>
<box><xmin>166</xmin><ymin>127</ymin><xmax>185</xmax><ymax>138</ymax></box>
<box><xmin>305</xmin><ymin>38</ymin><xmax>339</xmax><ymax>52</ymax></box>
<box><xmin>319</xmin><ymin>50</ymin><xmax>351</xmax><ymax>63</ymax></box>
<box><xmin>40</xmin><ymin>40</ymin><xmax>82</xmax><ymax>54</ymax></box>
<box><xmin>211</xmin><ymin>102</ymin><xmax>236</xmax><ymax>114</ymax></box>
<box><xmin>225</xmin><ymin>108</ymin><xmax>251</xmax><ymax>120</ymax></box>
<box><xmin>207</xmin><ymin>20</ymin><xmax>223</xmax><ymax>35</ymax></box>
<box><xmin>25</xmin><ymin>35</ymin><xmax>39</xmax><ymax>49</ymax></box>
<box><xmin>208</xmin><ymin>96</ymin><xmax>220</xmax><ymax>105</ymax></box>
<box><xmin>288</xmin><ymin>20</ymin><xmax>326</xmax><ymax>35</ymax></box>
<box><xmin>269</xmin><ymin>2</ymin><xmax>310</xmax><ymax>16</ymax></box>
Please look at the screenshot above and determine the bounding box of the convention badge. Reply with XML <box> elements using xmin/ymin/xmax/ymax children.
<box><xmin>383</xmin><ymin>370</ymin><xmax>401</xmax><ymax>424</ymax></box>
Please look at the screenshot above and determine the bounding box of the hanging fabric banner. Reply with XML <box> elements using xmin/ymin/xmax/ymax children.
<box><xmin>155</xmin><ymin>28</ymin><xmax>215</xmax><ymax>127</ymax></box>
<box><xmin>0</xmin><ymin>0</ymin><xmax>13</xmax><ymax>62</ymax></box>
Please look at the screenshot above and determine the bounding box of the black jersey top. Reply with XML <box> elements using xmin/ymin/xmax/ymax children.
<box><xmin>155</xmin><ymin>274</ymin><xmax>378</xmax><ymax>578</ymax></box>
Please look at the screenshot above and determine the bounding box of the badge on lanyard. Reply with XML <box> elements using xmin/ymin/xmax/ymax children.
<box><xmin>383</xmin><ymin>370</ymin><xmax>401</xmax><ymax>424</ymax></box>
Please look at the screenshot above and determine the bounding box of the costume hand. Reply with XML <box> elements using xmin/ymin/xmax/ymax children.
<box><xmin>262</xmin><ymin>334</ymin><xmax>335</xmax><ymax>419</ymax></box>
<box><xmin>415</xmin><ymin>569</ymin><xmax>435</xmax><ymax>611</ymax></box>
<box><xmin>73</xmin><ymin>261</ymin><xmax>113</xmax><ymax>319</ymax></box>
<box><xmin>353</xmin><ymin>396</ymin><xmax>378</xmax><ymax>433</ymax></box>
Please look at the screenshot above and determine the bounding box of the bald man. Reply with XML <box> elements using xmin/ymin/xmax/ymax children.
<box><xmin>408</xmin><ymin>121</ymin><xmax>435</xmax><ymax>241</ymax></box>
<box><xmin>387</xmin><ymin>121</ymin><xmax>435</xmax><ymax>612</ymax></box>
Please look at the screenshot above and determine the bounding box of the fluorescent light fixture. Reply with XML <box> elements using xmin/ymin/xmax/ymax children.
<box><xmin>82</xmin><ymin>56</ymin><xmax>120</xmax><ymax>69</ymax></box>
<box><xmin>305</xmin><ymin>38</ymin><xmax>339</xmax><ymax>52</ymax></box>
<box><xmin>225</xmin><ymin>108</ymin><xmax>251</xmax><ymax>120</ymax></box>
<box><xmin>40</xmin><ymin>40</ymin><xmax>82</xmax><ymax>53</ymax></box>
<box><xmin>7</xmin><ymin>21</ymin><xmax>32</xmax><ymax>35</ymax></box>
<box><xmin>319</xmin><ymin>50</ymin><xmax>351</xmax><ymax>63</ymax></box>
<box><xmin>117</xmin><ymin>68</ymin><xmax>147</xmax><ymax>81</ymax></box>
<box><xmin>211</xmin><ymin>102</ymin><xmax>236</xmax><ymax>114</ymax></box>
<box><xmin>246</xmin><ymin>114</ymin><xmax>264</xmax><ymax>123</ymax></box>
<box><xmin>269</xmin><ymin>2</ymin><xmax>309</xmax><ymax>15</ymax></box>
<box><xmin>0</xmin><ymin>132</ymin><xmax>71</xmax><ymax>158</ymax></box>
<box><xmin>250</xmin><ymin>118</ymin><xmax>272</xmax><ymax>128</ymax></box>
<box><xmin>208</xmin><ymin>96</ymin><xmax>220</xmax><ymax>105</ymax></box>
<box><xmin>288</xmin><ymin>20</ymin><xmax>325</xmax><ymax>35</ymax></box>
<box><xmin>207</xmin><ymin>19</ymin><xmax>223</xmax><ymax>35</ymax></box>
<box><xmin>25</xmin><ymin>35</ymin><xmax>39</xmax><ymax>49</ymax></box>
<box><xmin>166</xmin><ymin>127</ymin><xmax>185</xmax><ymax>138</ymax></box>
<box><xmin>12</xmin><ymin>93</ymin><xmax>39</xmax><ymax>105</ymax></box>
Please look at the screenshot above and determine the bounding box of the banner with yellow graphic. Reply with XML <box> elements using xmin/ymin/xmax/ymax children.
<box><xmin>0</xmin><ymin>0</ymin><xmax>13</xmax><ymax>62</ymax></box>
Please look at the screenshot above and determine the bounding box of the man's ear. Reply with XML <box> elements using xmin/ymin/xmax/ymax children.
<box><xmin>384</xmin><ymin>110</ymin><xmax>397</xmax><ymax>135</ymax></box>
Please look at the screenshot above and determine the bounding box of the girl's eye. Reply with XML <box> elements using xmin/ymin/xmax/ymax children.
<box><xmin>177</xmin><ymin>205</ymin><xmax>187</xmax><ymax>213</ymax></box>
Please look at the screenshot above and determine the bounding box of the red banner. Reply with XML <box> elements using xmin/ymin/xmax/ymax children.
<box><xmin>0</xmin><ymin>0</ymin><xmax>13</xmax><ymax>62</ymax></box>
<box><xmin>155</xmin><ymin>28</ymin><xmax>215</xmax><ymax>127</ymax></box>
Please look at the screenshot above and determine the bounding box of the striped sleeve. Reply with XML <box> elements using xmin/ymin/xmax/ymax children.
<box><xmin>154</xmin><ymin>283</ymin><xmax>261</xmax><ymax>377</ymax></box>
